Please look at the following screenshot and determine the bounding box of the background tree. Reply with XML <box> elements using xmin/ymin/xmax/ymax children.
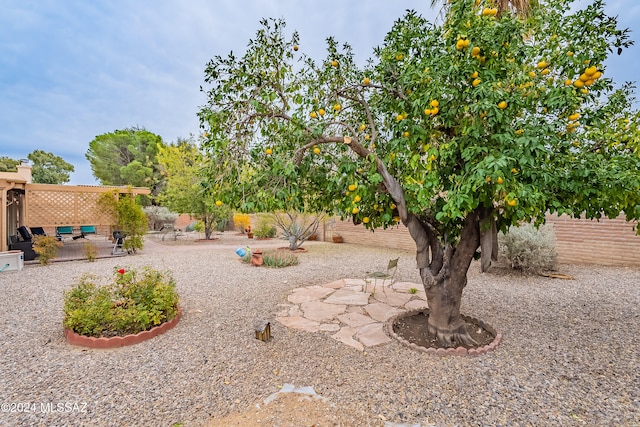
<box><xmin>0</xmin><ymin>156</ymin><xmax>20</xmax><ymax>172</ymax></box>
<box><xmin>86</xmin><ymin>127</ymin><xmax>165</xmax><ymax>200</ymax></box>
<box><xmin>28</xmin><ymin>149</ymin><xmax>75</xmax><ymax>184</ymax></box>
<box><xmin>199</xmin><ymin>0</ymin><xmax>640</xmax><ymax>346</ymax></box>
<box><xmin>156</xmin><ymin>137</ymin><xmax>230</xmax><ymax>240</ymax></box>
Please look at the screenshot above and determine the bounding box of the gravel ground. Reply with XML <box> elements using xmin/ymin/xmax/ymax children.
<box><xmin>0</xmin><ymin>233</ymin><xmax>638</xmax><ymax>427</ymax></box>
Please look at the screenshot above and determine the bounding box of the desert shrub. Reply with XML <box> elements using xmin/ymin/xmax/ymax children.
<box><xmin>32</xmin><ymin>235</ymin><xmax>63</xmax><ymax>265</ymax></box>
<box><xmin>499</xmin><ymin>223</ymin><xmax>557</xmax><ymax>273</ymax></box>
<box><xmin>143</xmin><ymin>206</ymin><xmax>179</xmax><ymax>230</ymax></box>
<box><xmin>263</xmin><ymin>250</ymin><xmax>299</xmax><ymax>268</ymax></box>
<box><xmin>84</xmin><ymin>241</ymin><xmax>98</xmax><ymax>262</ymax></box>
<box><xmin>254</xmin><ymin>216</ymin><xmax>277</xmax><ymax>238</ymax></box>
<box><xmin>233</xmin><ymin>213</ymin><xmax>251</xmax><ymax>233</ymax></box>
<box><xmin>240</xmin><ymin>249</ymin><xmax>298</xmax><ymax>268</ymax></box>
<box><xmin>63</xmin><ymin>266</ymin><xmax>179</xmax><ymax>337</ymax></box>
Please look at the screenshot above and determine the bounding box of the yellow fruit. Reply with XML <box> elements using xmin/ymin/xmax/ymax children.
<box><xmin>529</xmin><ymin>71</ymin><xmax>536</xmax><ymax>78</ymax></box>
<box><xmin>331</xmin><ymin>60</ymin><xmax>338</xmax><ymax>67</ymax></box>
<box><xmin>365</xmin><ymin>134</ymin><xmax>370</xmax><ymax>141</ymax></box>
<box><xmin>472</xmin><ymin>78</ymin><xmax>481</xmax><ymax>87</ymax></box>
<box><xmin>431</xmin><ymin>107</ymin><xmax>439</xmax><ymax>115</ymax></box>
<box><xmin>537</xmin><ymin>61</ymin><xmax>548</xmax><ymax>69</ymax></box>
<box><xmin>396</xmin><ymin>53</ymin><xmax>404</xmax><ymax>61</ymax></box>
<box><xmin>313</xmin><ymin>147</ymin><xmax>321</xmax><ymax>154</ymax></box>
<box><xmin>293</xmin><ymin>45</ymin><xmax>299</xmax><ymax>51</ymax></box>
<box><xmin>456</xmin><ymin>39</ymin><xmax>465</xmax><ymax>50</ymax></box>
<box><xmin>358</xmin><ymin>124</ymin><xmax>366</xmax><ymax>132</ymax></box>
<box><xmin>568</xmin><ymin>113</ymin><xmax>580</xmax><ymax>121</ymax></box>
<box><xmin>310</xmin><ymin>111</ymin><xmax>317</xmax><ymax>118</ymax></box>
<box><xmin>348</xmin><ymin>184</ymin><xmax>357</xmax><ymax>191</ymax></box>
<box><xmin>585</xmin><ymin>66</ymin><xmax>597</xmax><ymax>76</ymax></box>
<box><xmin>581</xmin><ymin>88</ymin><xmax>589</xmax><ymax>94</ymax></box>
<box><xmin>363</xmin><ymin>77</ymin><xmax>370</xmax><ymax>85</ymax></box>
<box><xmin>318</xmin><ymin>108</ymin><xmax>326</xmax><ymax>116</ymax></box>
<box><xmin>471</xmin><ymin>71</ymin><xmax>478</xmax><ymax>79</ymax></box>
<box><xmin>507</xmin><ymin>199</ymin><xmax>517</xmax><ymax>207</ymax></box>
<box><xmin>486</xmin><ymin>176</ymin><xmax>492</xmax><ymax>183</ymax></box>
<box><xmin>541</xmin><ymin>68</ymin><xmax>550</xmax><ymax>75</ymax></box>
<box><xmin>429</xmin><ymin>154</ymin><xmax>437</xmax><ymax>161</ymax></box>
<box><xmin>482</xmin><ymin>7</ymin><xmax>492</xmax><ymax>16</ymax></box>
<box><xmin>573</xmin><ymin>141</ymin><xmax>580</xmax><ymax>147</ymax></box>
<box><xmin>573</xmin><ymin>80</ymin><xmax>584</xmax><ymax>88</ymax></box>
<box><xmin>497</xmin><ymin>177</ymin><xmax>503</xmax><ymax>184</ymax></box>
<box><xmin>351</xmin><ymin>207</ymin><xmax>359</xmax><ymax>214</ymax></box>
<box><xmin>511</xmin><ymin>168</ymin><xmax>518</xmax><ymax>174</ymax></box>
<box><xmin>424</xmin><ymin>108</ymin><xmax>432</xmax><ymax>116</ymax></box>
<box><xmin>396</xmin><ymin>114</ymin><xmax>404</xmax><ymax>121</ymax></box>
<box><xmin>362</xmin><ymin>217</ymin><xmax>370</xmax><ymax>224</ymax></box>
<box><xmin>516</xmin><ymin>129</ymin><xmax>524</xmax><ymax>135</ymax></box>
<box><xmin>579</xmin><ymin>73</ymin><xmax>590</xmax><ymax>82</ymax></box>
<box><xmin>498</xmin><ymin>101</ymin><xmax>508</xmax><ymax>109</ymax></box>
<box><xmin>567</xmin><ymin>51</ymin><xmax>574</xmax><ymax>56</ymax></box>
<box><xmin>564</xmin><ymin>79</ymin><xmax>572</xmax><ymax>86</ymax></box>
<box><xmin>215</xmin><ymin>200</ymin><xmax>223</xmax><ymax>206</ymax></box>
<box><xmin>591</xmin><ymin>71</ymin><xmax>602</xmax><ymax>80</ymax></box>
<box><xmin>204</xmin><ymin>132</ymin><xmax>210</xmax><ymax>138</ymax></box>
<box><xmin>390</xmin><ymin>203</ymin><xmax>396</xmax><ymax>209</ymax></box>
<box><xmin>403</xmin><ymin>131</ymin><xmax>410</xmax><ymax>137</ymax></box>
<box><xmin>430</xmin><ymin>99</ymin><xmax>439</xmax><ymax>108</ymax></box>
<box><xmin>471</xmin><ymin>47</ymin><xmax>481</xmax><ymax>56</ymax></box>
<box><xmin>333</xmin><ymin>104</ymin><xmax>341</xmax><ymax>111</ymax></box>
<box><xmin>354</xmin><ymin>195</ymin><xmax>361</xmax><ymax>202</ymax></box>
<box><xmin>265</xmin><ymin>148</ymin><xmax>273</xmax><ymax>155</ymax></box>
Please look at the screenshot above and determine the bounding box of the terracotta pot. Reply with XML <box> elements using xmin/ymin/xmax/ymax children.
<box><xmin>332</xmin><ymin>235</ymin><xmax>343</xmax><ymax>243</ymax></box>
<box><xmin>247</xmin><ymin>232</ymin><xmax>254</xmax><ymax>239</ymax></box>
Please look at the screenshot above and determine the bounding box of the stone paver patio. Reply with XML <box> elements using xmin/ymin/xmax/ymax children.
<box><xmin>276</xmin><ymin>278</ymin><xmax>428</xmax><ymax>351</ymax></box>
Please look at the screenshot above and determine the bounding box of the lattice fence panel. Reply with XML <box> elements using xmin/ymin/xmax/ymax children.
<box><xmin>26</xmin><ymin>189</ymin><xmax>114</xmax><ymax>227</ymax></box>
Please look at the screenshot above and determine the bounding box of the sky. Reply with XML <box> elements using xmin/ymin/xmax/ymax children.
<box><xmin>1</xmin><ymin>0</ymin><xmax>638</xmax><ymax>185</ymax></box>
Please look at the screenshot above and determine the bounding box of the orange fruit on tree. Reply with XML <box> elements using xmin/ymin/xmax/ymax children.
<box><xmin>313</xmin><ymin>147</ymin><xmax>321</xmax><ymax>154</ymax></box>
<box><xmin>497</xmin><ymin>177</ymin><xmax>503</xmax><ymax>184</ymax></box>
<box><xmin>537</xmin><ymin>60</ymin><xmax>548</xmax><ymax>69</ymax></box>
<box><xmin>351</xmin><ymin>207</ymin><xmax>359</xmax><ymax>214</ymax></box>
<box><xmin>430</xmin><ymin>99</ymin><xmax>439</xmax><ymax>108</ymax></box>
<box><xmin>354</xmin><ymin>195</ymin><xmax>361</xmax><ymax>202</ymax></box>
<box><xmin>471</xmin><ymin>47</ymin><xmax>481</xmax><ymax>56</ymax></box>
<box><xmin>396</xmin><ymin>114</ymin><xmax>404</xmax><ymax>121</ymax></box>
<box><xmin>215</xmin><ymin>200</ymin><xmax>223</xmax><ymax>206</ymax></box>
<box><xmin>310</xmin><ymin>111</ymin><xmax>317</xmax><ymax>118</ymax></box>
<box><xmin>471</xmin><ymin>71</ymin><xmax>478</xmax><ymax>79</ymax></box>
<box><xmin>293</xmin><ymin>45</ymin><xmax>299</xmax><ymax>51</ymax></box>
<box><xmin>568</xmin><ymin>113</ymin><xmax>580</xmax><ymax>121</ymax></box>
<box><xmin>362</xmin><ymin>217</ymin><xmax>370</xmax><ymax>224</ymax></box>
<box><xmin>498</xmin><ymin>101</ymin><xmax>508</xmax><ymax>109</ymax></box>
<box><xmin>396</xmin><ymin>53</ymin><xmax>404</xmax><ymax>61</ymax></box>
<box><xmin>403</xmin><ymin>131</ymin><xmax>410</xmax><ymax>137</ymax></box>
<box><xmin>331</xmin><ymin>60</ymin><xmax>338</xmax><ymax>67</ymax></box>
<box><xmin>507</xmin><ymin>198</ymin><xmax>517</xmax><ymax>207</ymax></box>
<box><xmin>265</xmin><ymin>148</ymin><xmax>273</xmax><ymax>155</ymax></box>
<box><xmin>573</xmin><ymin>80</ymin><xmax>584</xmax><ymax>88</ymax></box>
<box><xmin>472</xmin><ymin>78</ymin><xmax>481</xmax><ymax>87</ymax></box>
<box><xmin>333</xmin><ymin>104</ymin><xmax>341</xmax><ymax>111</ymax></box>
<box><xmin>363</xmin><ymin>77</ymin><xmax>370</xmax><ymax>85</ymax></box>
<box><xmin>348</xmin><ymin>184</ymin><xmax>357</xmax><ymax>191</ymax></box>
<box><xmin>358</xmin><ymin>124</ymin><xmax>366</xmax><ymax>132</ymax></box>
<box><xmin>318</xmin><ymin>108</ymin><xmax>326</xmax><ymax>116</ymax></box>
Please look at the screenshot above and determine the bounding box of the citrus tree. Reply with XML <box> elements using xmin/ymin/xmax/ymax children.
<box><xmin>199</xmin><ymin>0</ymin><xmax>640</xmax><ymax>346</ymax></box>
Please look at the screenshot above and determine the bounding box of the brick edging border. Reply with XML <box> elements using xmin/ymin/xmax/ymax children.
<box><xmin>385</xmin><ymin>309</ymin><xmax>502</xmax><ymax>356</ymax></box>
<box><xmin>64</xmin><ymin>307</ymin><xmax>182</xmax><ymax>349</ymax></box>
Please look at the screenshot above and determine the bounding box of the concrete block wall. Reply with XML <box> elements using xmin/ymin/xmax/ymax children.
<box><xmin>332</xmin><ymin>214</ymin><xmax>640</xmax><ymax>267</ymax></box>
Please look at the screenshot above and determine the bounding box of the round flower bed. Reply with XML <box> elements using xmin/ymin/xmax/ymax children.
<box><xmin>63</xmin><ymin>266</ymin><xmax>180</xmax><ymax>348</ymax></box>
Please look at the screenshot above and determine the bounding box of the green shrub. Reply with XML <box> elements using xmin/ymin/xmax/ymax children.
<box><xmin>498</xmin><ymin>223</ymin><xmax>557</xmax><ymax>273</ymax></box>
<box><xmin>63</xmin><ymin>266</ymin><xmax>179</xmax><ymax>337</ymax></box>
<box><xmin>254</xmin><ymin>216</ymin><xmax>277</xmax><ymax>238</ymax></box>
<box><xmin>84</xmin><ymin>241</ymin><xmax>98</xmax><ymax>262</ymax></box>
<box><xmin>240</xmin><ymin>249</ymin><xmax>299</xmax><ymax>268</ymax></box>
<box><xmin>263</xmin><ymin>250</ymin><xmax>299</xmax><ymax>268</ymax></box>
<box><xmin>33</xmin><ymin>235</ymin><xmax>63</xmax><ymax>265</ymax></box>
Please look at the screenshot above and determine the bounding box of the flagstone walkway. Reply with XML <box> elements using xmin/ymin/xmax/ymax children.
<box><xmin>276</xmin><ymin>278</ymin><xmax>428</xmax><ymax>351</ymax></box>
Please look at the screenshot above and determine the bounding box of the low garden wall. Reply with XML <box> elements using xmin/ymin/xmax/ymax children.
<box><xmin>331</xmin><ymin>214</ymin><xmax>640</xmax><ymax>267</ymax></box>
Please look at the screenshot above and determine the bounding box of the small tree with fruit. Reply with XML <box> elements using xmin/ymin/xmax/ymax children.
<box><xmin>199</xmin><ymin>0</ymin><xmax>640</xmax><ymax>346</ymax></box>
